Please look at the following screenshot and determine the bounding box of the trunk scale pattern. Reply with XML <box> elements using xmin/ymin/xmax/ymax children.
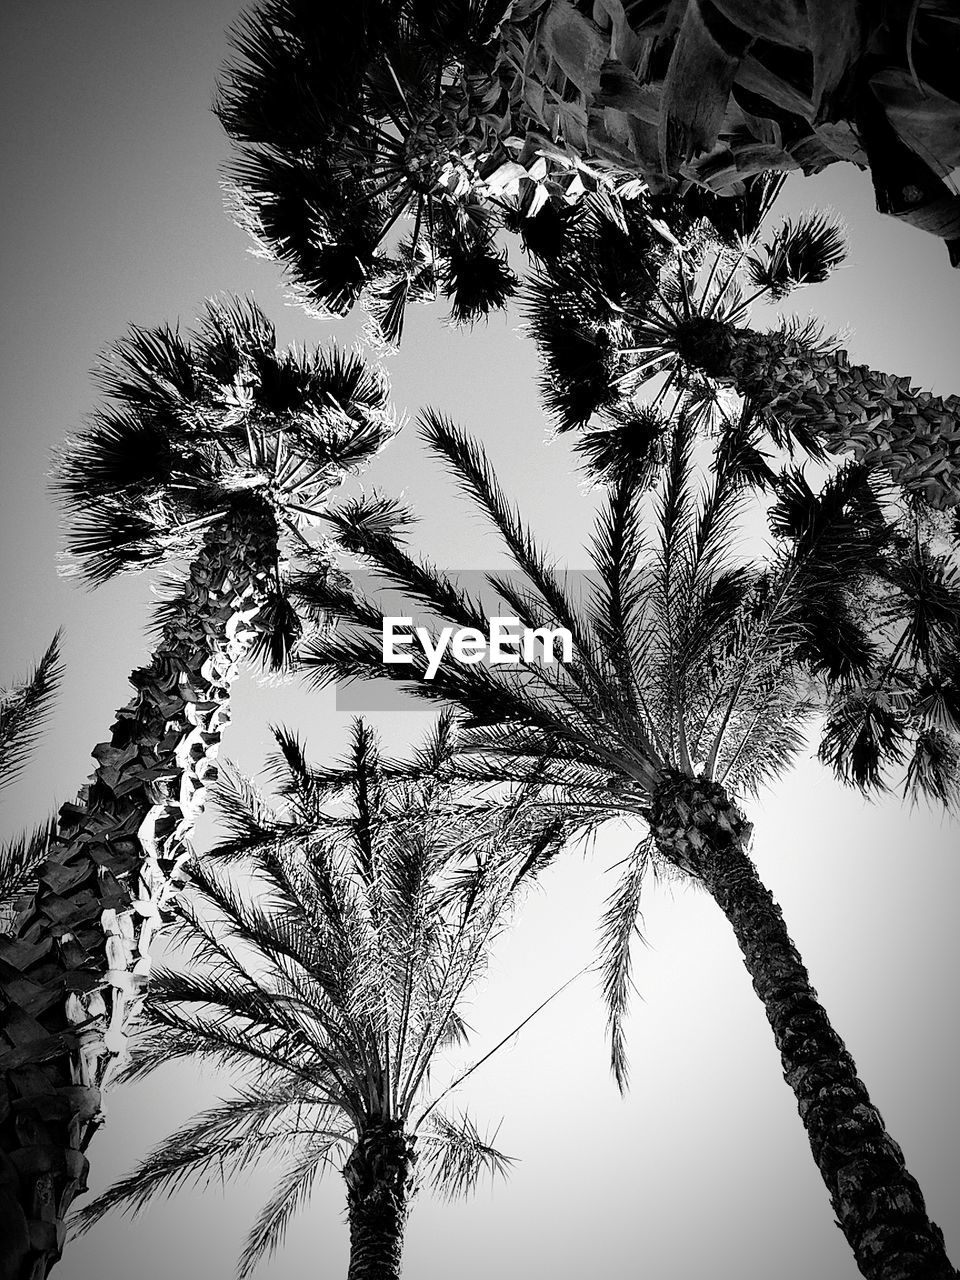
<box><xmin>0</xmin><ymin>509</ymin><xmax>280</xmax><ymax>1279</ymax></box>
<box><xmin>676</xmin><ymin>317</ymin><xmax>960</xmax><ymax>509</ymax></box>
<box><xmin>344</xmin><ymin>1122</ymin><xmax>417</xmax><ymax>1280</ymax></box>
<box><xmin>649</xmin><ymin>772</ymin><xmax>957</xmax><ymax>1280</ymax></box>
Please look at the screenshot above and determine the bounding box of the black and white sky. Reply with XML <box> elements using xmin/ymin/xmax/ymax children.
<box><xmin>1</xmin><ymin>4</ymin><xmax>959</xmax><ymax>1278</ymax></box>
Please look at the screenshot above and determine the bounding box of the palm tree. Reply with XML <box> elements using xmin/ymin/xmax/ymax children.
<box><xmin>214</xmin><ymin>0</ymin><xmax>529</xmax><ymax>339</ymax></box>
<box><xmin>219</xmin><ymin>2</ymin><xmax>960</xmax><ymax>518</ymax></box>
<box><xmin>217</xmin><ymin>1</ymin><xmax>960</xmax><ymax>281</ymax></box>
<box><xmin>525</xmin><ymin>175</ymin><xmax>960</xmax><ymax>509</ymax></box>
<box><xmin>291</xmin><ymin>411</ymin><xmax>960</xmax><ymax>1280</ymax></box>
<box><xmin>0</xmin><ymin>634</ymin><xmax>63</xmax><ymax>921</ymax></box>
<box><xmin>0</xmin><ymin>297</ymin><xmax>395</xmax><ymax>1279</ymax></box>
<box><xmin>71</xmin><ymin>715</ymin><xmax>577</xmax><ymax>1279</ymax></box>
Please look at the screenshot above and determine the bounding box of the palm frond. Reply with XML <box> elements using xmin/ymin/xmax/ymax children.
<box><xmin>596</xmin><ymin>837</ymin><xmax>653</xmax><ymax>1092</ymax></box>
<box><xmin>574</xmin><ymin>406</ymin><xmax>667</xmax><ymax>489</ymax></box>
<box><xmin>209</xmin><ymin>762</ymin><xmax>282</xmax><ymax>856</ymax></box>
<box><xmin>419</xmin><ymin>410</ymin><xmax>596</xmax><ymax>656</ymax></box>
<box><xmin>0</xmin><ymin>633</ymin><xmax>63</xmax><ymax>792</ymax></box>
<box><xmin>819</xmin><ymin>691</ymin><xmax>909</xmax><ymax>794</ymax></box>
<box><xmin>55</xmin><ymin>409</ymin><xmax>182</xmax><ymax>510</ymax></box>
<box><xmin>904</xmin><ymin>728</ymin><xmax>960</xmax><ymax>809</ymax></box>
<box><xmin>442</xmin><ymin>234</ymin><xmax>517</xmax><ymax>324</ymax></box>
<box><xmin>71</xmin><ymin>1086</ymin><xmax>329</xmax><ymax>1235</ymax></box>
<box><xmin>326</xmin><ymin>492</ymin><xmax>417</xmax><ymax>543</ymax></box>
<box><xmin>247</xmin><ymin>586</ymin><xmax>303</xmax><ymax>674</ymax></box>
<box><xmin>266</xmin><ymin>724</ymin><xmax>317</xmax><ymax>809</ymax></box>
<box><xmin>92</xmin><ymin>322</ymin><xmax>197</xmax><ymax>411</ymax></box>
<box><xmin>0</xmin><ymin>819</ymin><xmax>56</xmax><ymax>908</ymax></box>
<box><xmin>418</xmin><ymin>1111</ymin><xmax>513</xmax><ymax>1199</ymax></box>
<box><xmin>745</xmin><ymin>211</ymin><xmax>847</xmax><ymax>300</ymax></box>
<box><xmin>881</xmin><ymin>548</ymin><xmax>960</xmax><ymax>668</ymax></box>
<box><xmin>238</xmin><ymin>1140</ymin><xmax>342</xmax><ymax>1280</ymax></box>
<box><xmin>62</xmin><ymin>502</ymin><xmax>170</xmax><ymax>587</ymax></box>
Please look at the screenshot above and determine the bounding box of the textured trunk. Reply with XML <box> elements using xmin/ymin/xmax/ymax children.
<box><xmin>344</xmin><ymin>1123</ymin><xmax>416</xmax><ymax>1280</ymax></box>
<box><xmin>0</xmin><ymin>507</ymin><xmax>280</xmax><ymax>1279</ymax></box>
<box><xmin>650</xmin><ymin>773</ymin><xmax>957</xmax><ymax>1280</ymax></box>
<box><xmin>674</xmin><ymin>316</ymin><xmax>960</xmax><ymax>508</ymax></box>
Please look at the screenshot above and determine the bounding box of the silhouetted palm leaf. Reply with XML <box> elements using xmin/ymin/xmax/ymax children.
<box><xmin>0</xmin><ymin>634</ymin><xmax>63</xmax><ymax>794</ymax></box>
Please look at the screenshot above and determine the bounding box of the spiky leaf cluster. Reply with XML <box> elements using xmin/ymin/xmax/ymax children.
<box><xmin>216</xmin><ymin>1</ymin><xmax>540</xmax><ymax>339</ymax></box>
<box><xmin>290</xmin><ymin>410</ymin><xmax>950</xmax><ymax>1082</ymax></box>
<box><xmin>819</xmin><ymin>539</ymin><xmax>960</xmax><ymax>806</ymax></box>
<box><xmin>522</xmin><ymin>193</ymin><xmax>689</xmax><ymax>431</ymax></box>
<box><xmin>55</xmin><ymin>296</ymin><xmax>394</xmax><ymax>588</ymax></box>
<box><xmin>71</xmin><ymin>715</ymin><xmax>575</xmax><ymax>1274</ymax></box>
<box><xmin>523</xmin><ymin>171</ymin><xmax>849</xmax><ymax>454</ymax></box>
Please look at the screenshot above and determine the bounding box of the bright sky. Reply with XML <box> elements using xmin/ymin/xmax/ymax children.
<box><xmin>2</xmin><ymin>5</ymin><xmax>959</xmax><ymax>1279</ymax></box>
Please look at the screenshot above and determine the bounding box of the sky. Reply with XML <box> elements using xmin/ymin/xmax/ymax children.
<box><xmin>1</xmin><ymin>4</ymin><xmax>959</xmax><ymax>1279</ymax></box>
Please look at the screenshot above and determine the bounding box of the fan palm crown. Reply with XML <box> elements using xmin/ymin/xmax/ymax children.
<box><xmin>57</xmin><ymin>295</ymin><xmax>394</xmax><ymax>592</ymax></box>
<box><xmin>73</xmin><ymin>715</ymin><xmax>575</xmax><ymax>1279</ymax></box>
<box><xmin>525</xmin><ymin>174</ymin><xmax>960</xmax><ymax>508</ymax></box>
<box><xmin>216</xmin><ymin>1</ymin><xmax>527</xmax><ymax>336</ymax></box>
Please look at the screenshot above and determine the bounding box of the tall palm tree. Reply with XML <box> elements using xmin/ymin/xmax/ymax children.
<box><xmin>0</xmin><ymin>297</ymin><xmax>395</xmax><ymax>1279</ymax></box>
<box><xmin>0</xmin><ymin>635</ymin><xmax>63</xmax><ymax>921</ymax></box>
<box><xmin>292</xmin><ymin>411</ymin><xmax>960</xmax><ymax>1280</ymax></box>
<box><xmin>71</xmin><ymin>715</ymin><xmax>576</xmax><ymax>1279</ymax></box>
<box><xmin>525</xmin><ymin>175</ymin><xmax>960</xmax><ymax>509</ymax></box>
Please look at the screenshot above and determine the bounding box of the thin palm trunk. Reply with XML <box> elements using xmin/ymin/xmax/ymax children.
<box><xmin>0</xmin><ymin>507</ymin><xmax>280</xmax><ymax>1278</ymax></box>
<box><xmin>344</xmin><ymin>1122</ymin><xmax>417</xmax><ymax>1280</ymax></box>
<box><xmin>650</xmin><ymin>773</ymin><xmax>956</xmax><ymax>1280</ymax></box>
<box><xmin>674</xmin><ymin>317</ymin><xmax>960</xmax><ymax>508</ymax></box>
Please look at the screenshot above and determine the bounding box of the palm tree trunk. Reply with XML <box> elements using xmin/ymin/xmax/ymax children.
<box><xmin>0</xmin><ymin>507</ymin><xmax>280</xmax><ymax>1279</ymax></box>
<box><xmin>650</xmin><ymin>773</ymin><xmax>957</xmax><ymax>1280</ymax></box>
<box><xmin>674</xmin><ymin>317</ymin><xmax>960</xmax><ymax>509</ymax></box>
<box><xmin>343</xmin><ymin>1122</ymin><xmax>416</xmax><ymax>1280</ymax></box>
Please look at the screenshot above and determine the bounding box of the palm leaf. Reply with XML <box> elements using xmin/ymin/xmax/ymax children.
<box><xmin>0</xmin><ymin>633</ymin><xmax>63</xmax><ymax>793</ymax></box>
<box><xmin>0</xmin><ymin>819</ymin><xmax>57</xmax><ymax>908</ymax></box>
<box><xmin>596</xmin><ymin>837</ymin><xmax>653</xmax><ymax>1092</ymax></box>
<box><xmin>745</xmin><ymin>211</ymin><xmax>847</xmax><ymax>299</ymax></box>
<box><xmin>418</xmin><ymin>1111</ymin><xmax>513</xmax><ymax>1200</ymax></box>
<box><xmin>238</xmin><ymin>1139</ymin><xmax>343</xmax><ymax>1280</ymax></box>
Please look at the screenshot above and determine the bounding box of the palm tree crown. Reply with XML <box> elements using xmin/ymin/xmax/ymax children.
<box><xmin>290</xmin><ymin>411</ymin><xmax>960</xmax><ymax>1278</ymax></box>
<box><xmin>524</xmin><ymin>175</ymin><xmax>960</xmax><ymax>508</ymax></box>
<box><xmin>73</xmin><ymin>715</ymin><xmax>575</xmax><ymax>1279</ymax></box>
<box><xmin>57</xmin><ymin>295</ymin><xmax>394</xmax><ymax>587</ymax></box>
<box><xmin>216</xmin><ymin>1</ymin><xmax>524</xmax><ymax>336</ymax></box>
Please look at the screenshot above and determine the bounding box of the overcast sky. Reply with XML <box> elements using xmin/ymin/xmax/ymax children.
<box><xmin>2</xmin><ymin>5</ymin><xmax>959</xmax><ymax>1279</ymax></box>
